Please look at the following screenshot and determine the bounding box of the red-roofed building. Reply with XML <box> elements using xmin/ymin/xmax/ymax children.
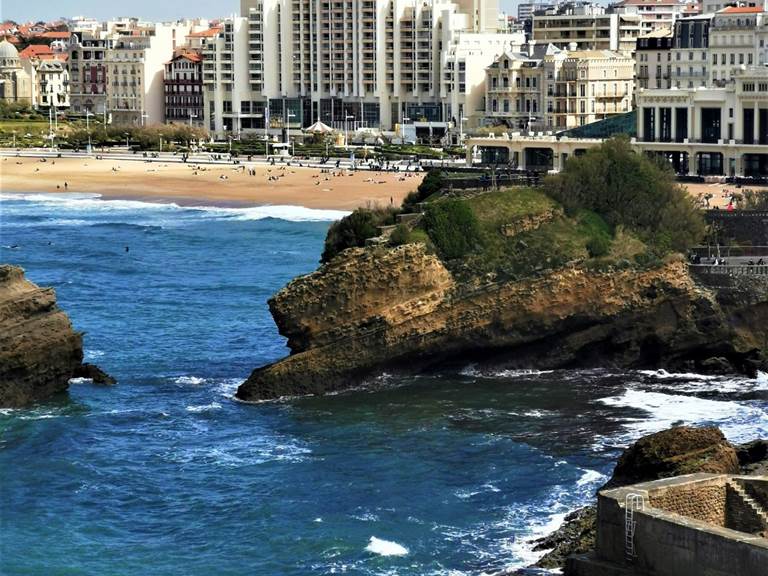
<box><xmin>164</xmin><ymin>51</ymin><xmax>203</xmax><ymax>126</ymax></box>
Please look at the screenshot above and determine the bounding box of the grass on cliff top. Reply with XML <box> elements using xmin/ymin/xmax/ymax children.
<box><xmin>407</xmin><ymin>186</ymin><xmax>647</xmax><ymax>281</ymax></box>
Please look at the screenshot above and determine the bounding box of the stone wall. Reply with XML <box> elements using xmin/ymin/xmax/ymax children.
<box><xmin>706</xmin><ymin>210</ymin><xmax>768</xmax><ymax>246</ymax></box>
<box><xmin>649</xmin><ymin>482</ymin><xmax>726</xmax><ymax>526</ymax></box>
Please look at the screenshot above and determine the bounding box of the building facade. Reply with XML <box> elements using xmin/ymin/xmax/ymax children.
<box><xmin>22</xmin><ymin>57</ymin><xmax>70</xmax><ymax>109</ymax></box>
<box><xmin>164</xmin><ymin>52</ymin><xmax>203</xmax><ymax>125</ymax></box>
<box><xmin>0</xmin><ymin>39</ymin><xmax>32</xmax><ymax>104</ymax></box>
<box><xmin>67</xmin><ymin>32</ymin><xmax>111</xmax><ymax>115</ymax></box>
<box><xmin>531</xmin><ymin>3</ymin><xmax>641</xmax><ymax>53</ymax></box>
<box><xmin>636</xmin><ymin>66</ymin><xmax>768</xmax><ymax>177</ymax></box>
<box><xmin>485</xmin><ymin>44</ymin><xmax>634</xmax><ymax>131</ymax></box>
<box><xmin>201</xmin><ymin>0</ymin><xmax>517</xmax><ymax>137</ymax></box>
<box><xmin>636</xmin><ymin>28</ymin><xmax>673</xmax><ymax>90</ymax></box>
<box><xmin>612</xmin><ymin>0</ymin><xmax>699</xmax><ymax>34</ymax></box>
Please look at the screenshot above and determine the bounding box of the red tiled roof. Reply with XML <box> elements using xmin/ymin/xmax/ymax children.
<box><xmin>19</xmin><ymin>44</ymin><xmax>53</xmax><ymax>59</ymax></box>
<box><xmin>39</xmin><ymin>31</ymin><xmax>70</xmax><ymax>39</ymax></box>
<box><xmin>719</xmin><ymin>5</ymin><xmax>764</xmax><ymax>12</ymax></box>
<box><xmin>188</xmin><ymin>27</ymin><xmax>221</xmax><ymax>38</ymax></box>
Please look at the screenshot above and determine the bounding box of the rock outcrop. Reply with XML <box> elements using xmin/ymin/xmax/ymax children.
<box><xmin>0</xmin><ymin>265</ymin><xmax>110</xmax><ymax>407</ymax></box>
<box><xmin>237</xmin><ymin>242</ymin><xmax>768</xmax><ymax>401</ymax></box>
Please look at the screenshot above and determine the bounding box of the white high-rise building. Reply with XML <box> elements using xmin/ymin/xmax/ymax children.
<box><xmin>202</xmin><ymin>0</ymin><xmax>516</xmax><ymax>138</ymax></box>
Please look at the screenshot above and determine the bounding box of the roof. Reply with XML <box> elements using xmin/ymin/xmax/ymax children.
<box><xmin>0</xmin><ymin>38</ymin><xmax>19</xmax><ymax>58</ymax></box>
<box><xmin>639</xmin><ymin>27</ymin><xmax>673</xmax><ymax>38</ymax></box>
<box><xmin>167</xmin><ymin>51</ymin><xmax>202</xmax><ymax>64</ymax></box>
<box><xmin>617</xmin><ymin>0</ymin><xmax>680</xmax><ymax>5</ymax></box>
<box><xmin>39</xmin><ymin>31</ymin><xmax>70</xmax><ymax>39</ymax></box>
<box><xmin>719</xmin><ymin>5</ymin><xmax>764</xmax><ymax>13</ymax></box>
<box><xmin>19</xmin><ymin>44</ymin><xmax>53</xmax><ymax>59</ymax></box>
<box><xmin>188</xmin><ymin>27</ymin><xmax>221</xmax><ymax>38</ymax></box>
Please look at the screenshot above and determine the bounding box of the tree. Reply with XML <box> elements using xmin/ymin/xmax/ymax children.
<box><xmin>544</xmin><ymin>136</ymin><xmax>705</xmax><ymax>254</ymax></box>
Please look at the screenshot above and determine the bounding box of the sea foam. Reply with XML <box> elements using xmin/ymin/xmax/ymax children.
<box><xmin>365</xmin><ymin>536</ymin><xmax>409</xmax><ymax>557</ymax></box>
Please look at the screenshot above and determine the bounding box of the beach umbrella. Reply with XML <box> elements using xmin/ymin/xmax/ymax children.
<box><xmin>305</xmin><ymin>121</ymin><xmax>335</xmax><ymax>134</ymax></box>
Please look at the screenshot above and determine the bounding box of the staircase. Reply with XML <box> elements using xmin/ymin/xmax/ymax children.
<box><xmin>726</xmin><ymin>480</ymin><xmax>768</xmax><ymax>537</ymax></box>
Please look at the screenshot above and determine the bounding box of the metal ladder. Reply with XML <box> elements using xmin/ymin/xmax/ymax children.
<box><xmin>625</xmin><ymin>493</ymin><xmax>645</xmax><ymax>562</ymax></box>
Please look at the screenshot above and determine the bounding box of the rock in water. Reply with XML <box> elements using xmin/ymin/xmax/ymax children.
<box><xmin>0</xmin><ymin>265</ymin><xmax>85</xmax><ymax>407</ymax></box>
<box><xmin>603</xmin><ymin>425</ymin><xmax>740</xmax><ymax>489</ymax></box>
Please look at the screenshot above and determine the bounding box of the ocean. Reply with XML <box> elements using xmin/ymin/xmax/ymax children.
<box><xmin>1</xmin><ymin>192</ymin><xmax>767</xmax><ymax>576</ymax></box>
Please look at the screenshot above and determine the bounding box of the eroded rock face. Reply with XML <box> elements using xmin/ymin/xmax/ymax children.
<box><xmin>0</xmin><ymin>265</ymin><xmax>84</xmax><ymax>407</ymax></box>
<box><xmin>603</xmin><ymin>426</ymin><xmax>741</xmax><ymax>490</ymax></box>
<box><xmin>237</xmin><ymin>244</ymin><xmax>768</xmax><ymax>402</ymax></box>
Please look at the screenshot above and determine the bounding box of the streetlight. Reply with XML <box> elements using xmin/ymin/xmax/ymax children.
<box><xmin>12</xmin><ymin>130</ymin><xmax>17</xmax><ymax>148</ymax></box>
<box><xmin>141</xmin><ymin>111</ymin><xmax>149</xmax><ymax>127</ymax></box>
<box><xmin>287</xmin><ymin>111</ymin><xmax>296</xmax><ymax>156</ymax></box>
<box><xmin>124</xmin><ymin>132</ymin><xmax>130</xmax><ymax>150</ymax></box>
<box><xmin>345</xmin><ymin>114</ymin><xmax>355</xmax><ymax>148</ymax></box>
<box><xmin>459</xmin><ymin>116</ymin><xmax>468</xmax><ymax>145</ymax></box>
<box><xmin>85</xmin><ymin>110</ymin><xmax>93</xmax><ymax>154</ymax></box>
<box><xmin>189</xmin><ymin>113</ymin><xmax>198</xmax><ymax>127</ymax></box>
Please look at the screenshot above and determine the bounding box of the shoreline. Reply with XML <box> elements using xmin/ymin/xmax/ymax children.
<box><xmin>0</xmin><ymin>154</ymin><xmax>424</xmax><ymax>211</ymax></box>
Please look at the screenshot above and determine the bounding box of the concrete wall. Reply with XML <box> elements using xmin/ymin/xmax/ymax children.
<box><xmin>585</xmin><ymin>474</ymin><xmax>768</xmax><ymax>576</ymax></box>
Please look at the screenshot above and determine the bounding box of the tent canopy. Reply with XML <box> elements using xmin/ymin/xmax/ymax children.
<box><xmin>305</xmin><ymin>120</ymin><xmax>335</xmax><ymax>134</ymax></box>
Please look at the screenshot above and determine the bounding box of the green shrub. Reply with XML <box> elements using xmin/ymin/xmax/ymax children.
<box><xmin>587</xmin><ymin>236</ymin><xmax>611</xmax><ymax>258</ymax></box>
<box><xmin>388</xmin><ymin>223</ymin><xmax>411</xmax><ymax>247</ymax></box>
<box><xmin>423</xmin><ymin>199</ymin><xmax>481</xmax><ymax>260</ymax></box>
<box><xmin>321</xmin><ymin>206</ymin><xmax>399</xmax><ymax>263</ymax></box>
<box><xmin>543</xmin><ymin>136</ymin><xmax>704</xmax><ymax>254</ymax></box>
<box><xmin>402</xmin><ymin>169</ymin><xmax>447</xmax><ymax>212</ymax></box>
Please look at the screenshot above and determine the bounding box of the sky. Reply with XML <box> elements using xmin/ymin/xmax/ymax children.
<box><xmin>3</xmin><ymin>0</ymin><xmax>519</xmax><ymax>23</ymax></box>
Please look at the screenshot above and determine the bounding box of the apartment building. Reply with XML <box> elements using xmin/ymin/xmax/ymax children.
<box><xmin>708</xmin><ymin>6</ymin><xmax>768</xmax><ymax>86</ymax></box>
<box><xmin>164</xmin><ymin>52</ymin><xmax>204</xmax><ymax>125</ymax></box>
<box><xmin>485</xmin><ymin>44</ymin><xmax>634</xmax><ymax>130</ymax></box>
<box><xmin>635</xmin><ymin>28</ymin><xmax>672</xmax><ymax>89</ymax></box>
<box><xmin>68</xmin><ymin>32</ymin><xmax>111</xmax><ymax>114</ymax></box>
<box><xmin>635</xmin><ymin>66</ymin><xmax>768</xmax><ymax>177</ymax></box>
<box><xmin>612</xmin><ymin>0</ymin><xmax>699</xmax><ymax>34</ymax></box>
<box><xmin>531</xmin><ymin>2</ymin><xmax>641</xmax><ymax>53</ymax></box>
<box><xmin>702</xmin><ymin>0</ymin><xmax>763</xmax><ymax>14</ymax></box>
<box><xmin>201</xmin><ymin>0</ymin><xmax>515</xmax><ymax>137</ymax></box>
<box><xmin>22</xmin><ymin>57</ymin><xmax>70</xmax><ymax>110</ymax></box>
<box><xmin>106</xmin><ymin>23</ymin><xmax>196</xmax><ymax>125</ymax></box>
<box><xmin>669</xmin><ymin>12</ymin><xmax>711</xmax><ymax>89</ymax></box>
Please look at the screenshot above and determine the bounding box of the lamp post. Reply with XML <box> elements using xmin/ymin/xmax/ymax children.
<box><xmin>141</xmin><ymin>111</ymin><xmax>149</xmax><ymax>127</ymax></box>
<box><xmin>124</xmin><ymin>132</ymin><xmax>130</xmax><ymax>150</ymax></box>
<box><xmin>345</xmin><ymin>114</ymin><xmax>355</xmax><ymax>148</ymax></box>
<box><xmin>12</xmin><ymin>130</ymin><xmax>17</xmax><ymax>148</ymax></box>
<box><xmin>459</xmin><ymin>116</ymin><xmax>468</xmax><ymax>145</ymax></box>
<box><xmin>85</xmin><ymin>110</ymin><xmax>93</xmax><ymax>154</ymax></box>
<box><xmin>189</xmin><ymin>113</ymin><xmax>197</xmax><ymax>127</ymax></box>
<box><xmin>287</xmin><ymin>111</ymin><xmax>296</xmax><ymax>156</ymax></box>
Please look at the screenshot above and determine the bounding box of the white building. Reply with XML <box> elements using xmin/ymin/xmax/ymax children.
<box><xmin>612</xmin><ymin>0</ymin><xmax>699</xmax><ymax>34</ymax></box>
<box><xmin>636</xmin><ymin>66</ymin><xmax>768</xmax><ymax>177</ymax></box>
<box><xmin>22</xmin><ymin>58</ymin><xmax>70</xmax><ymax>110</ymax></box>
<box><xmin>106</xmin><ymin>23</ymin><xmax>198</xmax><ymax>125</ymax></box>
<box><xmin>531</xmin><ymin>3</ymin><xmax>641</xmax><ymax>53</ymax></box>
<box><xmin>635</xmin><ymin>28</ymin><xmax>673</xmax><ymax>90</ymax></box>
<box><xmin>202</xmin><ymin>0</ymin><xmax>517</xmax><ymax>139</ymax></box>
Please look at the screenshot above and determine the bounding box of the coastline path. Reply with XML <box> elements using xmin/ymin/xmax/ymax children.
<box><xmin>0</xmin><ymin>149</ymin><xmax>424</xmax><ymax>211</ymax></box>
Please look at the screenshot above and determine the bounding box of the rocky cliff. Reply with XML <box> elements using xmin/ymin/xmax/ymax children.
<box><xmin>237</xmin><ymin>243</ymin><xmax>768</xmax><ymax>401</ymax></box>
<box><xmin>0</xmin><ymin>265</ymin><xmax>110</xmax><ymax>407</ymax></box>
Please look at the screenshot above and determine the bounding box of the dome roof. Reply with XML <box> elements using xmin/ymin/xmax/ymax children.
<box><xmin>0</xmin><ymin>39</ymin><xmax>19</xmax><ymax>59</ymax></box>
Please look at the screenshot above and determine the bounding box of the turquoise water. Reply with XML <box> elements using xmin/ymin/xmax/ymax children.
<box><xmin>1</xmin><ymin>192</ymin><xmax>767</xmax><ymax>576</ymax></box>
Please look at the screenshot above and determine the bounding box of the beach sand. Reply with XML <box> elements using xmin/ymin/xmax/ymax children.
<box><xmin>0</xmin><ymin>156</ymin><xmax>424</xmax><ymax>210</ymax></box>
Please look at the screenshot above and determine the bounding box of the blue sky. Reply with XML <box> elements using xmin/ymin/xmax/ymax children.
<box><xmin>3</xmin><ymin>0</ymin><xmax>519</xmax><ymax>23</ymax></box>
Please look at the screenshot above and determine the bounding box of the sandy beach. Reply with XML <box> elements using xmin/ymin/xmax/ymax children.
<box><xmin>0</xmin><ymin>156</ymin><xmax>424</xmax><ymax>210</ymax></box>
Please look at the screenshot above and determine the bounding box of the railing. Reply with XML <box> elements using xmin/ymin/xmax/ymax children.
<box><xmin>692</xmin><ymin>246</ymin><xmax>768</xmax><ymax>257</ymax></box>
<box><xmin>690</xmin><ymin>264</ymin><xmax>768</xmax><ymax>275</ymax></box>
